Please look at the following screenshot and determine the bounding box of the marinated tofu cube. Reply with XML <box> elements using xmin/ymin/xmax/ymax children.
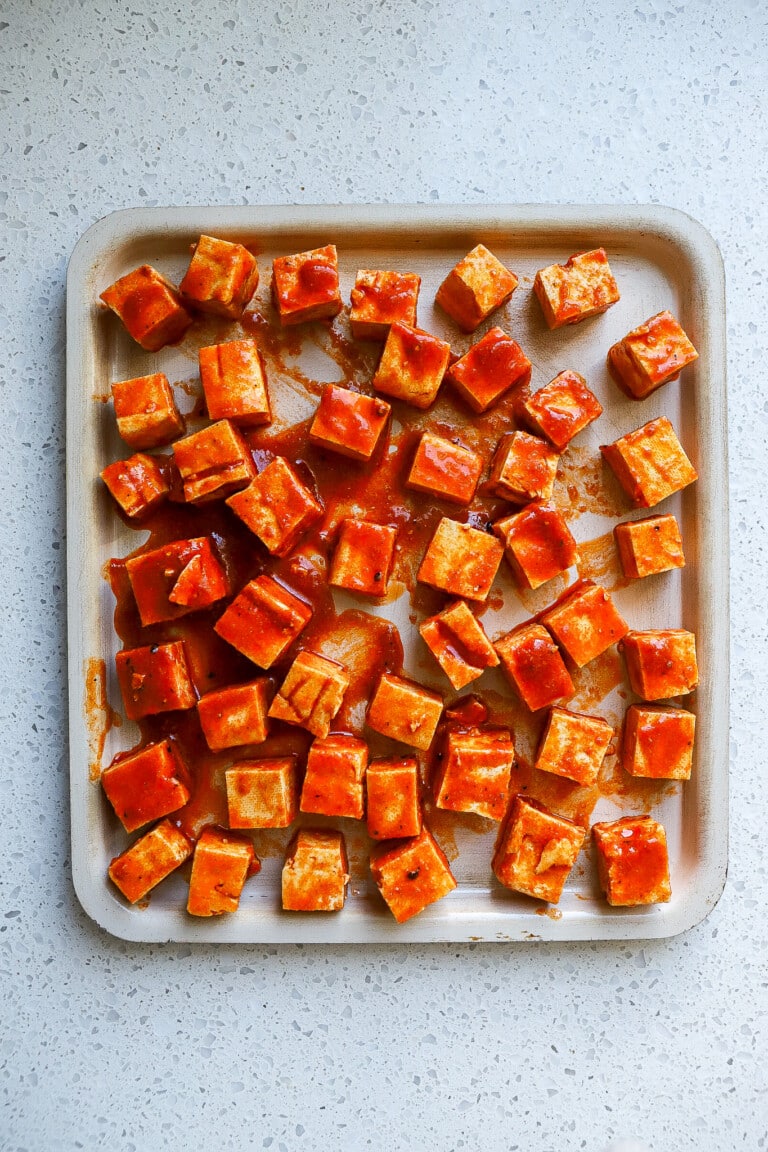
<box><xmin>534</xmin><ymin>707</ymin><xmax>613</xmax><ymax>786</ymax></box>
<box><xmin>523</xmin><ymin>370</ymin><xmax>603</xmax><ymax>452</ymax></box>
<box><xmin>108</xmin><ymin>819</ymin><xmax>192</xmax><ymax>905</ymax></box>
<box><xmin>622</xmin><ymin>704</ymin><xmax>695</xmax><ymax>780</ymax></box>
<box><xmin>101</xmin><ymin>453</ymin><xmax>169</xmax><ymax>519</ymax></box>
<box><xmin>180</xmin><ymin>234</ymin><xmax>259</xmax><ymax>319</ymax></box>
<box><xmin>418</xmin><ymin>517</ymin><xmax>504</xmax><ymax>602</ymax></box>
<box><xmin>433</xmin><ymin>727</ymin><xmax>515</xmax><ymax>820</ymax></box>
<box><xmin>367</xmin><ymin>672</ymin><xmax>443</xmax><ymax>751</ymax></box>
<box><xmin>494</xmin><ymin>623</ymin><xmax>574</xmax><ymax>712</ymax></box>
<box><xmin>214</xmin><ymin>575</ymin><xmax>312</xmax><ymax>669</ymax></box>
<box><xmin>101</xmin><ymin>739</ymin><xmax>191</xmax><ymax>833</ymax></box>
<box><xmin>601</xmin><ymin>417</ymin><xmax>697</xmax><ymax>509</ymax></box>
<box><xmin>592</xmin><ymin>815</ymin><xmax>671</xmax><ymax>905</ymax></box>
<box><xmin>366</xmin><ymin>756</ymin><xmax>422</xmax><ymax>839</ymax></box>
<box><xmin>370</xmin><ymin>827</ymin><xmax>457</xmax><ymax>923</ymax></box>
<box><xmin>111</xmin><ymin>372</ymin><xmax>184</xmax><ymax>450</ymax></box>
<box><xmin>197</xmin><ymin>679</ymin><xmax>271</xmax><ymax>751</ymax></box>
<box><xmin>435</xmin><ymin>244</ymin><xmax>518</xmax><ymax>332</ymax></box>
<box><xmin>328</xmin><ymin>519</ymin><xmax>397</xmax><ymax>598</ymax></box>
<box><xmin>406</xmin><ymin>431</ymin><xmax>484</xmax><ymax>505</ymax></box>
<box><xmin>542</xmin><ymin>582</ymin><xmax>629</xmax><ymax>668</ymax></box>
<box><xmin>621</xmin><ymin>629</ymin><xmax>698</xmax><ymax>700</ymax></box>
<box><xmin>187</xmin><ymin>827</ymin><xmax>259</xmax><ymax>917</ymax></box>
<box><xmin>100</xmin><ymin>265</ymin><xmax>193</xmax><ymax>351</ymax></box>
<box><xmin>533</xmin><ymin>248</ymin><xmax>620</xmax><ymax>329</ymax></box>
<box><xmin>199</xmin><ymin>339</ymin><xmax>271</xmax><ymax>427</ymax></box>
<box><xmin>492</xmin><ymin>796</ymin><xmax>585</xmax><ymax>903</ymax></box>
<box><xmin>268</xmin><ymin>650</ymin><xmax>350</xmax><ymax>739</ymax></box>
<box><xmin>419</xmin><ymin>600</ymin><xmax>499</xmax><ymax>690</ymax></box>
<box><xmin>172</xmin><ymin>419</ymin><xmax>256</xmax><ymax>504</ymax></box>
<box><xmin>309</xmin><ymin>385</ymin><xmax>391</xmax><ymax>462</ymax></box>
<box><xmin>282</xmin><ymin>829</ymin><xmax>349</xmax><ymax>912</ymax></box>
<box><xmin>349</xmin><ymin>269</ymin><xmax>421</xmax><ymax>340</ymax></box>
<box><xmin>608</xmin><ymin>310</ymin><xmax>698</xmax><ymax>400</ymax></box>
<box><xmin>372</xmin><ymin>321</ymin><xmax>451</xmax><ymax>410</ymax></box>
<box><xmin>125</xmin><ymin>536</ymin><xmax>230</xmax><ymax>626</ymax></box>
<box><xmin>271</xmin><ymin>244</ymin><xmax>342</xmax><ymax>325</ymax></box>
<box><xmin>614</xmin><ymin>513</ymin><xmax>685</xmax><ymax>579</ymax></box>
<box><xmin>493</xmin><ymin>502</ymin><xmax>578</xmax><ymax>591</ymax></box>
<box><xmin>116</xmin><ymin>641</ymin><xmax>196</xmax><ymax>720</ymax></box>
<box><xmin>446</xmin><ymin>327</ymin><xmax>531</xmax><ymax>414</ymax></box>
<box><xmin>489</xmin><ymin>431</ymin><xmax>559</xmax><ymax>504</ymax></box>
<box><xmin>226</xmin><ymin>456</ymin><xmax>323</xmax><ymax>557</ymax></box>
<box><xmin>300</xmin><ymin>734</ymin><xmax>369</xmax><ymax>819</ymax></box>
<box><xmin>225</xmin><ymin>757</ymin><xmax>299</xmax><ymax>828</ymax></box>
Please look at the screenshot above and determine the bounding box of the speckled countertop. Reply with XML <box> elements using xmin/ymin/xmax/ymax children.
<box><xmin>1</xmin><ymin>2</ymin><xmax>765</xmax><ymax>1149</ymax></box>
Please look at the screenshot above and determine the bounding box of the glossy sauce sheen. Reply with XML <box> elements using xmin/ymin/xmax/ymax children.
<box><xmin>104</xmin><ymin>304</ymin><xmax>665</xmax><ymax>874</ymax></box>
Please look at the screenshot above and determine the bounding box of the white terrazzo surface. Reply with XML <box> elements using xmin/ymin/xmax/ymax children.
<box><xmin>1</xmin><ymin>1</ymin><xmax>766</xmax><ymax>1149</ymax></box>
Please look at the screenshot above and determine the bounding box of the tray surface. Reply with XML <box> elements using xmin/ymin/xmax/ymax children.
<box><xmin>67</xmin><ymin>204</ymin><xmax>728</xmax><ymax>942</ymax></box>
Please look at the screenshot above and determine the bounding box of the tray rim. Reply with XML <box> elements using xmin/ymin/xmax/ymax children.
<box><xmin>66</xmin><ymin>202</ymin><xmax>729</xmax><ymax>944</ymax></box>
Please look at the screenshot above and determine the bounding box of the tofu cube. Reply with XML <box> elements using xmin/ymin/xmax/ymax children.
<box><xmin>101</xmin><ymin>739</ymin><xmax>191</xmax><ymax>833</ymax></box>
<box><xmin>309</xmin><ymin>385</ymin><xmax>391</xmax><ymax>461</ymax></box>
<box><xmin>125</xmin><ymin>536</ymin><xmax>230</xmax><ymax>626</ymax></box>
<box><xmin>367</xmin><ymin>672</ymin><xmax>443</xmax><ymax>751</ymax></box>
<box><xmin>489</xmin><ymin>431</ymin><xmax>559</xmax><ymax>504</ymax></box>
<box><xmin>225</xmin><ymin>757</ymin><xmax>299</xmax><ymax>828</ymax></box>
<box><xmin>370</xmin><ymin>827</ymin><xmax>457</xmax><ymax>923</ymax></box>
<box><xmin>493</xmin><ymin>502</ymin><xmax>578</xmax><ymax>591</ymax></box>
<box><xmin>542</xmin><ymin>582</ymin><xmax>629</xmax><ymax>668</ymax></box>
<box><xmin>271</xmin><ymin>244</ymin><xmax>342</xmax><ymax>325</ymax></box>
<box><xmin>417</xmin><ymin>517</ymin><xmax>504</xmax><ymax>602</ymax></box>
<box><xmin>300</xmin><ymin>734</ymin><xmax>368</xmax><ymax>819</ymax></box>
<box><xmin>268</xmin><ymin>650</ymin><xmax>350</xmax><ymax>739</ymax></box>
<box><xmin>608</xmin><ymin>310</ymin><xmax>698</xmax><ymax>400</ymax></box>
<box><xmin>446</xmin><ymin>327</ymin><xmax>531</xmax><ymax>414</ymax></box>
<box><xmin>534</xmin><ymin>707</ymin><xmax>613</xmax><ymax>786</ymax></box>
<box><xmin>621</xmin><ymin>629</ymin><xmax>698</xmax><ymax>700</ymax></box>
<box><xmin>405</xmin><ymin>431</ymin><xmax>484</xmax><ymax>505</ymax></box>
<box><xmin>349</xmin><ymin>269</ymin><xmax>421</xmax><ymax>341</ymax></box>
<box><xmin>592</xmin><ymin>815</ymin><xmax>671</xmax><ymax>906</ymax></box>
<box><xmin>100</xmin><ymin>264</ymin><xmax>193</xmax><ymax>352</ymax></box>
<box><xmin>199</xmin><ymin>339</ymin><xmax>271</xmax><ymax>427</ymax></box>
<box><xmin>180</xmin><ymin>234</ymin><xmax>259</xmax><ymax>319</ymax></box>
<box><xmin>108</xmin><ymin>819</ymin><xmax>192</xmax><ymax>904</ymax></box>
<box><xmin>187</xmin><ymin>827</ymin><xmax>259</xmax><ymax>917</ymax></box>
<box><xmin>614</xmin><ymin>513</ymin><xmax>685</xmax><ymax>579</ymax></box>
<box><xmin>328</xmin><ymin>519</ymin><xmax>397</xmax><ymax>598</ymax></box>
<box><xmin>494</xmin><ymin>623</ymin><xmax>574</xmax><ymax>712</ymax></box>
<box><xmin>172</xmin><ymin>419</ymin><xmax>256</xmax><ymax>504</ymax></box>
<box><xmin>214</xmin><ymin>575</ymin><xmax>312</xmax><ymax>669</ymax></box>
<box><xmin>435</xmin><ymin>244</ymin><xmax>518</xmax><ymax>332</ymax></box>
<box><xmin>101</xmin><ymin>453</ymin><xmax>169</xmax><ymax>519</ymax></box>
<box><xmin>433</xmin><ymin>727</ymin><xmax>515</xmax><ymax>820</ymax></box>
<box><xmin>533</xmin><ymin>248</ymin><xmax>620</xmax><ymax>329</ymax></box>
<box><xmin>366</xmin><ymin>756</ymin><xmax>422</xmax><ymax>840</ymax></box>
<box><xmin>226</xmin><ymin>456</ymin><xmax>323</xmax><ymax>557</ymax></box>
<box><xmin>419</xmin><ymin>600</ymin><xmax>499</xmax><ymax>690</ymax></box>
<box><xmin>372</xmin><ymin>321</ymin><xmax>451</xmax><ymax>410</ymax></box>
<box><xmin>601</xmin><ymin>417</ymin><xmax>697</xmax><ymax>509</ymax></box>
<box><xmin>282</xmin><ymin>829</ymin><xmax>349</xmax><ymax>912</ymax></box>
<box><xmin>111</xmin><ymin>372</ymin><xmax>185</xmax><ymax>450</ymax></box>
<box><xmin>116</xmin><ymin>641</ymin><xmax>196</xmax><ymax>720</ymax></box>
<box><xmin>197</xmin><ymin>679</ymin><xmax>271</xmax><ymax>751</ymax></box>
<box><xmin>622</xmin><ymin>704</ymin><xmax>695</xmax><ymax>780</ymax></box>
<box><xmin>492</xmin><ymin>796</ymin><xmax>585</xmax><ymax>903</ymax></box>
<box><xmin>522</xmin><ymin>370</ymin><xmax>603</xmax><ymax>452</ymax></box>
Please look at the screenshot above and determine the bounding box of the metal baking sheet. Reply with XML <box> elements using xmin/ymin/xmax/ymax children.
<box><xmin>66</xmin><ymin>204</ymin><xmax>728</xmax><ymax>942</ymax></box>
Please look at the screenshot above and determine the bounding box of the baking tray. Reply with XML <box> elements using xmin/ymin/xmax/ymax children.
<box><xmin>66</xmin><ymin>204</ymin><xmax>728</xmax><ymax>943</ymax></box>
